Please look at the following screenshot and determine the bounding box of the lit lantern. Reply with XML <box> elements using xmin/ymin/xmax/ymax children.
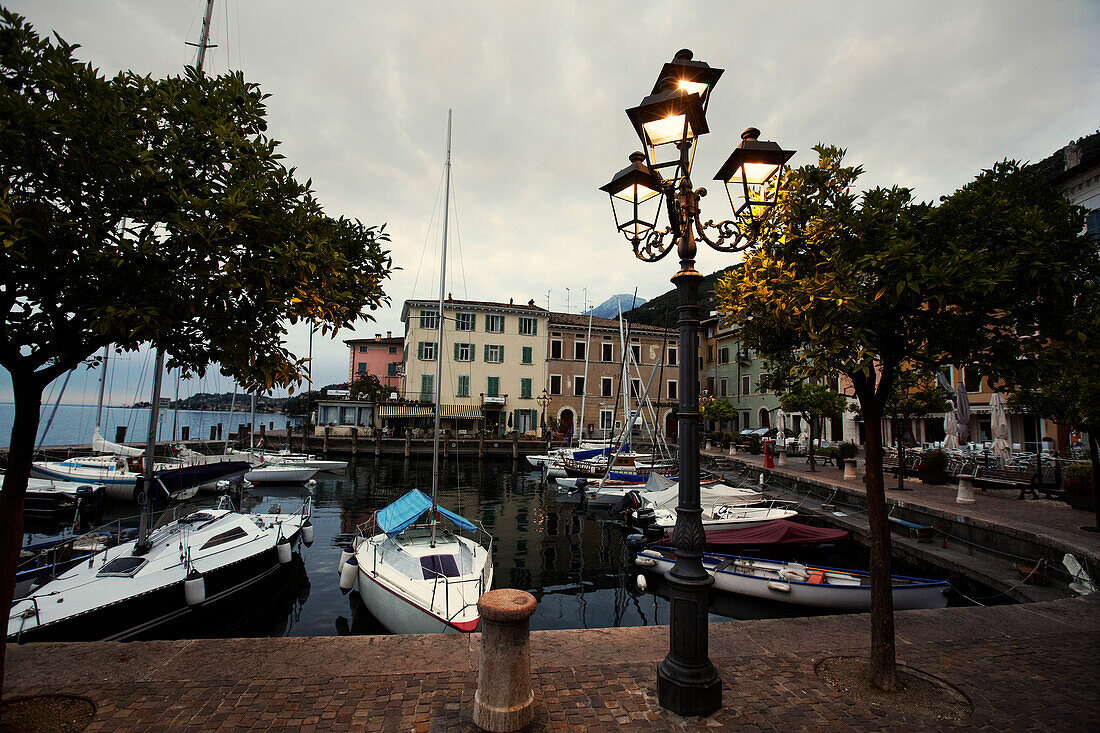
<box><xmin>713</xmin><ymin>128</ymin><xmax>795</xmax><ymax>224</ymax></box>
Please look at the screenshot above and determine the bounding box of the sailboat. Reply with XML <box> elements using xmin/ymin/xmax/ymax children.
<box><xmin>8</xmin><ymin>0</ymin><xmax>314</xmax><ymax>643</ymax></box>
<box><xmin>342</xmin><ymin>112</ymin><xmax>493</xmax><ymax>634</ymax></box>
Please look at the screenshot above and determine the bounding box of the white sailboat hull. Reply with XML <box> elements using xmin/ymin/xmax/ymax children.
<box><xmin>244</xmin><ymin>465</ymin><xmax>319</xmax><ymax>484</ymax></box>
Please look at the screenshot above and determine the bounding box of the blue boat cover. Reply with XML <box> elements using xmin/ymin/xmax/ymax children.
<box><xmin>572</xmin><ymin>445</ymin><xmax>627</xmax><ymax>460</ymax></box>
<box><xmin>376</xmin><ymin>489</ymin><xmax>477</xmax><ymax>537</ymax></box>
<box><xmin>609</xmin><ymin>471</ymin><xmax>647</xmax><ymax>482</ymax></box>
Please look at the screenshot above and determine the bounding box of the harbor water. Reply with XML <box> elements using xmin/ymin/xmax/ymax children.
<box><xmin>18</xmin><ymin>455</ymin><xmax>977</xmax><ymax>641</ymax></box>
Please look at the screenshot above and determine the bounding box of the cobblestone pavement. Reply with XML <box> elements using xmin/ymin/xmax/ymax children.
<box><xmin>6</xmin><ymin>594</ymin><xmax>1096</xmax><ymax>731</ymax></box>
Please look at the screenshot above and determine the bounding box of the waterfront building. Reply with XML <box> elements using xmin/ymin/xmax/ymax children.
<box><xmin>545</xmin><ymin>312</ymin><xmax>676</xmax><ymax>441</ymax></box>
<box><xmin>345</xmin><ymin>332</ymin><xmax>404</xmax><ymax>390</ymax></box>
<box><xmin>399</xmin><ymin>297</ymin><xmax>549</xmax><ymax>435</ymax></box>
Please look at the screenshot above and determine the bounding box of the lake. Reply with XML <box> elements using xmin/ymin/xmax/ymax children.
<box><xmin>0</xmin><ymin>403</ymin><xmax>292</xmax><ymax>449</ymax></box>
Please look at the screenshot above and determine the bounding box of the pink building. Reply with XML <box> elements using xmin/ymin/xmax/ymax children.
<box><xmin>345</xmin><ymin>332</ymin><xmax>404</xmax><ymax>390</ymax></box>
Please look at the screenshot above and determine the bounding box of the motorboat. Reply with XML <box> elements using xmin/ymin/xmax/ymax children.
<box><xmin>21</xmin><ymin>477</ymin><xmax>106</xmax><ymax>525</ymax></box>
<box><xmin>31</xmin><ymin>453</ymin><xmax>251</xmax><ymax>501</ymax></box>
<box><xmin>650</xmin><ymin>503</ymin><xmax>798</xmax><ymax>531</ymax></box>
<box><xmin>8</xmin><ymin>498</ymin><xmax>313</xmax><ymax>643</ymax></box>
<box><xmin>635</xmin><ymin>547</ymin><xmax>950</xmax><ymax>611</ymax></box>
<box><xmin>244</xmin><ymin>463</ymin><xmax>320</xmax><ymax>484</ymax></box>
<box><xmin>230</xmin><ymin>448</ymin><xmax>347</xmax><ymax>473</ymax></box>
<box><xmin>344</xmin><ymin>489</ymin><xmax>493</xmax><ymax>634</ymax></box>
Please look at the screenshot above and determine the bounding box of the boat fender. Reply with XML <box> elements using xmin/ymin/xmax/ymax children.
<box><xmin>339</xmin><ymin>555</ymin><xmax>358</xmax><ymax>593</ymax></box>
<box><xmin>276</xmin><ymin>537</ymin><xmax>292</xmax><ymax>565</ymax></box>
<box><xmin>184</xmin><ymin>569</ymin><xmax>206</xmax><ymax>607</ymax></box>
<box><xmin>338</xmin><ymin>545</ymin><xmax>354</xmax><ymax>576</ymax></box>
<box><xmin>635</xmin><ymin>555</ymin><xmax>658</xmax><ymax>568</ymax></box>
<box><xmin>780</xmin><ymin>563</ymin><xmax>808</xmax><ymax>582</ymax></box>
<box><xmin>636</xmin><ymin>574</ymin><xmax>647</xmax><ymax>592</ymax></box>
<box><xmin>353</xmin><ymin>532</ymin><xmax>368</xmax><ymax>550</ymax></box>
<box><xmin>306</xmin><ymin>479</ymin><xmax>317</xmax><ymax>490</ymax></box>
<box><xmin>301</xmin><ymin>520</ymin><xmax>315</xmax><ymax>547</ymax></box>
<box><xmin>767</xmin><ymin>580</ymin><xmax>792</xmax><ymax>593</ymax></box>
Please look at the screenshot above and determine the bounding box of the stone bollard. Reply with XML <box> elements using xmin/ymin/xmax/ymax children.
<box><xmin>474</xmin><ymin>589</ymin><xmax>537</xmax><ymax>733</ymax></box>
<box><xmin>843</xmin><ymin>458</ymin><xmax>857</xmax><ymax>480</ymax></box>
<box><xmin>777</xmin><ymin>447</ymin><xmax>788</xmax><ymax>467</ymax></box>
<box><xmin>956</xmin><ymin>474</ymin><xmax>976</xmax><ymax>504</ymax></box>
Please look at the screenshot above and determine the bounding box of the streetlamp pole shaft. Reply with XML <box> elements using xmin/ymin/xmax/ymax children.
<box><xmin>656</xmin><ymin>177</ymin><xmax>722</xmax><ymax>716</ymax></box>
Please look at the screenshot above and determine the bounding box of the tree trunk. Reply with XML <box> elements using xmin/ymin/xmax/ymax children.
<box><xmin>1088</xmin><ymin>429</ymin><xmax>1100</xmax><ymax>532</ymax></box>
<box><xmin>855</xmin><ymin>390</ymin><xmax>898</xmax><ymax>692</ymax></box>
<box><xmin>0</xmin><ymin>375</ymin><xmax>45</xmax><ymax>694</ymax></box>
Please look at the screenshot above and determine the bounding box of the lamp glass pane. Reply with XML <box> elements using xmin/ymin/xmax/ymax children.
<box><xmin>728</xmin><ymin>161</ymin><xmax>780</xmax><ymax>186</ymax></box>
<box><xmin>677</xmin><ymin>79</ymin><xmax>709</xmax><ymax>97</ymax></box>
<box><xmin>612</xmin><ymin>183</ymin><xmax>660</xmax><ymax>203</ymax></box>
<box><xmin>643</xmin><ymin>114</ymin><xmax>694</xmax><ymax>146</ymax></box>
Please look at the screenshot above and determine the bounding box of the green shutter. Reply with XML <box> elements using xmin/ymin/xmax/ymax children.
<box><xmin>484</xmin><ymin>344</ymin><xmax>490</xmax><ymax>361</ymax></box>
<box><xmin>454</xmin><ymin>343</ymin><xmax>460</xmax><ymax>361</ymax></box>
<box><xmin>532</xmin><ymin>319</ymin><xmax>537</xmax><ymax>336</ymax></box>
<box><xmin>522</xmin><ymin>346</ymin><xmax>532</xmax><ymax>364</ymax></box>
<box><xmin>417</xmin><ymin>342</ymin><xmax>424</xmax><ymax>359</ymax></box>
<box><xmin>470</xmin><ymin>314</ymin><xmax>476</xmax><ymax>330</ymax></box>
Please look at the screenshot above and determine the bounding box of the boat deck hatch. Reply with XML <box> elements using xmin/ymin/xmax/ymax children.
<box><xmin>421</xmin><ymin>554</ymin><xmax>459</xmax><ymax>580</ymax></box>
<box><xmin>97</xmin><ymin>557</ymin><xmax>147</xmax><ymax>577</ymax></box>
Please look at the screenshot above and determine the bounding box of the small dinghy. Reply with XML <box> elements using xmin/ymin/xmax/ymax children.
<box><xmin>635</xmin><ymin>547</ymin><xmax>950</xmax><ymax>610</ymax></box>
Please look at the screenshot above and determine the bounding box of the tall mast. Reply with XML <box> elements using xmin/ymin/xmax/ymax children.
<box><xmin>189</xmin><ymin>0</ymin><xmax>217</xmax><ymax>72</ymax></box>
<box><xmin>430</xmin><ymin>109</ymin><xmax>452</xmax><ymax>548</ymax></box>
<box><xmin>578</xmin><ymin>310</ymin><xmax>593</xmax><ymax>448</ymax></box>
<box><xmin>94</xmin><ymin>345</ymin><xmax>109</xmax><ymax>433</ymax></box>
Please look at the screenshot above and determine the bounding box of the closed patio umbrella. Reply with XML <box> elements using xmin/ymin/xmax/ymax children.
<box><xmin>943</xmin><ymin>410</ymin><xmax>959</xmax><ymax>451</ymax></box>
<box><xmin>990</xmin><ymin>392</ymin><xmax>1011</xmax><ymax>465</ymax></box>
<box><xmin>776</xmin><ymin>408</ymin><xmax>786</xmax><ymax>446</ymax></box>
<box><xmin>955</xmin><ymin>382</ymin><xmax>971</xmax><ymax>445</ymax></box>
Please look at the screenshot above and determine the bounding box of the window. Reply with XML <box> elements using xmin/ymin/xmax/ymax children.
<box><xmin>455</xmin><ymin>312</ymin><xmax>475</xmax><ymax>331</ymax></box>
<box><xmin>484</xmin><ymin>344</ymin><xmax>504</xmax><ymax>363</ymax></box>
<box><xmin>720</xmin><ymin>378</ymin><xmax>727</xmax><ymax>397</ymax></box>
<box><xmin>485</xmin><ymin>314</ymin><xmax>505</xmax><ymax>333</ymax></box>
<box><xmin>574</xmin><ymin>376</ymin><xmax>586</xmax><ymax>396</ymax></box>
<box><xmin>963</xmin><ymin>367</ymin><xmax>982</xmax><ymax>393</ymax></box>
<box><xmin>574</xmin><ymin>340</ymin><xmax>586</xmax><ymax>361</ymax></box>
<box><xmin>742</xmin><ymin>375</ymin><xmax>750</xmax><ymax>395</ymax></box>
<box><xmin>486</xmin><ymin>376</ymin><xmax>500</xmax><ymax>398</ymax></box>
<box><xmin>667</xmin><ymin>346</ymin><xmax>677</xmax><ymax>366</ymax></box>
<box><xmin>828</xmin><ymin>376</ymin><xmax>840</xmax><ymax>393</ymax></box>
<box><xmin>518</xmin><ymin>316</ymin><xmax>538</xmax><ymax>336</ymax></box>
<box><xmin>759</xmin><ymin>374</ymin><xmax>770</xmax><ymax>393</ymax></box>
<box><xmin>417</xmin><ymin>341</ymin><xmax>436</xmax><ymax>361</ymax></box>
<box><xmin>602</xmin><ymin>342</ymin><xmax>614</xmax><ymax>362</ymax></box>
<box><xmin>718</xmin><ymin>347</ymin><xmax>729</xmax><ymax>364</ymax></box>
<box><xmin>630</xmin><ymin>344</ymin><xmax>641</xmax><ymax>364</ymax></box>
<box><xmin>667</xmin><ymin>380</ymin><xmax>677</xmax><ymax>400</ymax></box>
<box><xmin>697</xmin><ymin>355</ymin><xmax>703</xmax><ymax>371</ymax></box>
<box><xmin>357</xmin><ymin>362</ymin><xmax>367</xmax><ymax>374</ymax></box>
<box><xmin>630</xmin><ymin>378</ymin><xmax>642</xmax><ymax>400</ymax></box>
<box><xmin>388</xmin><ymin>346</ymin><xmax>398</xmax><ymax>354</ymax></box>
<box><xmin>520</xmin><ymin>378</ymin><xmax>532</xmax><ymax>399</ymax></box>
<box><xmin>521</xmin><ymin>346</ymin><xmax>533</xmax><ymax>365</ymax></box>
<box><xmin>419</xmin><ymin>309</ymin><xmax>438</xmax><ymax>330</ymax></box>
<box><xmin>550</xmin><ymin>339</ymin><xmax>563</xmax><ymax>359</ymax></box>
<box><xmin>359</xmin><ymin>345</ymin><xmax>369</xmax><ymax>353</ymax></box>
<box><xmin>600</xmin><ymin>410</ymin><xmax>614</xmax><ymax>431</ymax></box>
<box><xmin>549</xmin><ymin>374</ymin><xmax>562</xmax><ymax>395</ymax></box>
<box><xmin>454</xmin><ymin>343</ymin><xmax>473</xmax><ymax>361</ymax></box>
<box><xmin>420</xmin><ymin>554</ymin><xmax>459</xmax><ymax>580</ymax></box>
<box><xmin>601</xmin><ymin>376</ymin><xmax>614</xmax><ymax>398</ymax></box>
<box><xmin>420</xmin><ymin>374</ymin><xmax>434</xmax><ymax>401</ymax></box>
<box><xmin>456</xmin><ymin>375</ymin><xmax>469</xmax><ymax>397</ymax></box>
<box><xmin>200</xmin><ymin>525</ymin><xmax>248</xmax><ymax>550</ymax></box>
<box><xmin>707</xmin><ymin>345</ymin><xmax>714</xmax><ymax>362</ymax></box>
<box><xmin>387</xmin><ymin>362</ymin><xmax>398</xmax><ymax>377</ymax></box>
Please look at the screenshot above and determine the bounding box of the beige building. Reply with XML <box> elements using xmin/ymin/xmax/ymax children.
<box><xmin>399</xmin><ymin>297</ymin><xmax>549</xmax><ymax>435</ymax></box>
<box><xmin>545</xmin><ymin>313</ymin><xmax>677</xmax><ymax>442</ymax></box>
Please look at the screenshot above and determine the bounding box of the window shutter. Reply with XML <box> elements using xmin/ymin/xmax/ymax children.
<box><xmin>499</xmin><ymin>345</ymin><xmax>504</xmax><ymax>362</ymax></box>
<box><xmin>484</xmin><ymin>344</ymin><xmax>490</xmax><ymax>361</ymax></box>
<box><xmin>454</xmin><ymin>343</ymin><xmax>460</xmax><ymax>361</ymax></box>
<box><xmin>417</xmin><ymin>342</ymin><xmax>424</xmax><ymax>359</ymax></box>
<box><xmin>532</xmin><ymin>320</ymin><xmax>537</xmax><ymax>336</ymax></box>
<box><xmin>470</xmin><ymin>314</ymin><xmax>476</xmax><ymax>330</ymax></box>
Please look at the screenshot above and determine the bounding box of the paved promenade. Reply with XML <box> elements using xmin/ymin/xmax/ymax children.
<box><xmin>6</xmin><ymin>593</ymin><xmax>1097</xmax><ymax>731</ymax></box>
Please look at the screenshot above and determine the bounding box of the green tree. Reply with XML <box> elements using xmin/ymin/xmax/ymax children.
<box><xmin>777</xmin><ymin>382</ymin><xmax>848</xmax><ymax>472</ymax></box>
<box><xmin>702</xmin><ymin>398</ymin><xmax>737</xmax><ymax>430</ymax></box>
<box><xmin>0</xmin><ymin>12</ymin><xmax>392</xmax><ymax>689</ymax></box>
<box><xmin>349</xmin><ymin>373</ymin><xmax>384</xmax><ymax>401</ymax></box>
<box><xmin>715</xmin><ymin>145</ymin><xmax>1090</xmax><ymax>691</ymax></box>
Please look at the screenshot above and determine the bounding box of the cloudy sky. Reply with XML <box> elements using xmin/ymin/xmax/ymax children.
<box><xmin>3</xmin><ymin>0</ymin><xmax>1099</xmax><ymax>405</ymax></box>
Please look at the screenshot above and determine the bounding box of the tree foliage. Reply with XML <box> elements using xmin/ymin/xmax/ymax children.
<box><xmin>0</xmin><ymin>11</ymin><xmax>393</xmax><ymax>690</ymax></box>
<box><xmin>714</xmin><ymin>144</ymin><xmax>1091</xmax><ymax>691</ymax></box>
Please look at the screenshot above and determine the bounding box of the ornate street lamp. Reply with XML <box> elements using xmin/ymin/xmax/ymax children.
<box><xmin>536</xmin><ymin>389</ymin><xmax>552</xmax><ymax>441</ymax></box>
<box><xmin>601</xmin><ymin>49</ymin><xmax>794</xmax><ymax>717</ymax></box>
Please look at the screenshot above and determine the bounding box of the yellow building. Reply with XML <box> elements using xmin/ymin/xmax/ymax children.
<box><xmin>398</xmin><ymin>297</ymin><xmax>549</xmax><ymax>435</ymax></box>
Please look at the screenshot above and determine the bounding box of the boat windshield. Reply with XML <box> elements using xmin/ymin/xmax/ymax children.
<box><xmin>420</xmin><ymin>554</ymin><xmax>459</xmax><ymax>579</ymax></box>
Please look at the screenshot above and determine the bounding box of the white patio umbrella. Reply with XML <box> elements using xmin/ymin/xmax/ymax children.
<box><xmin>990</xmin><ymin>392</ymin><xmax>1011</xmax><ymax>465</ymax></box>
<box><xmin>943</xmin><ymin>410</ymin><xmax>960</xmax><ymax>451</ymax></box>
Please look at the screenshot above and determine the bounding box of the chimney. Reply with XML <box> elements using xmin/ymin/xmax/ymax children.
<box><xmin>509</xmin><ymin>297</ymin><xmax>514</xmax><ymax>305</ymax></box>
<box><xmin>528</xmin><ymin>298</ymin><xmax>535</xmax><ymax>306</ymax></box>
<box><xmin>375</xmin><ymin>333</ymin><xmax>381</xmax><ymax>340</ymax></box>
<box><xmin>386</xmin><ymin>330</ymin><xmax>392</xmax><ymax>338</ymax></box>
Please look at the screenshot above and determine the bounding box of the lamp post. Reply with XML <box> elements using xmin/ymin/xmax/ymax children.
<box><xmin>601</xmin><ymin>49</ymin><xmax>793</xmax><ymax>717</ymax></box>
<box><xmin>536</xmin><ymin>389</ymin><xmax>552</xmax><ymax>443</ymax></box>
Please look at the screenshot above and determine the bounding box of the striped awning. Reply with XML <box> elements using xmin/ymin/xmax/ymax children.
<box><xmin>379</xmin><ymin>405</ymin><xmax>434</xmax><ymax>418</ymax></box>
<box><xmin>441</xmin><ymin>404</ymin><xmax>484</xmax><ymax>419</ymax></box>
<box><xmin>378</xmin><ymin>404</ymin><xmax>483</xmax><ymax>419</ymax></box>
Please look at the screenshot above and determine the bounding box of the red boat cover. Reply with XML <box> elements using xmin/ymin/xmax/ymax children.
<box><xmin>660</xmin><ymin>520</ymin><xmax>849</xmax><ymax>548</ymax></box>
